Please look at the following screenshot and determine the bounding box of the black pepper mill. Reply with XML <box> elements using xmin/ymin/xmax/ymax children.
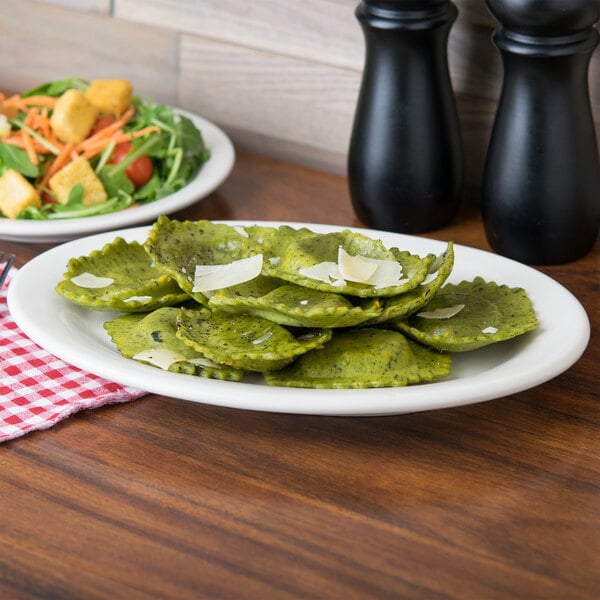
<box><xmin>482</xmin><ymin>0</ymin><xmax>600</xmax><ymax>265</ymax></box>
<box><xmin>348</xmin><ymin>0</ymin><xmax>463</xmax><ymax>233</ymax></box>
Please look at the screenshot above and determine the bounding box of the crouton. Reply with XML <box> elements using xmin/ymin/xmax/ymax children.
<box><xmin>50</xmin><ymin>89</ymin><xmax>99</xmax><ymax>144</ymax></box>
<box><xmin>85</xmin><ymin>79</ymin><xmax>133</xmax><ymax>117</ymax></box>
<box><xmin>49</xmin><ymin>156</ymin><xmax>107</xmax><ymax>206</ymax></box>
<box><xmin>0</xmin><ymin>169</ymin><xmax>41</xmax><ymax>219</ymax></box>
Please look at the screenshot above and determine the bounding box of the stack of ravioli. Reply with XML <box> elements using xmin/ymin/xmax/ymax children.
<box><xmin>56</xmin><ymin>217</ymin><xmax>538</xmax><ymax>388</ymax></box>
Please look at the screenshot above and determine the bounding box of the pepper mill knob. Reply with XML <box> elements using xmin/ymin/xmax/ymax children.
<box><xmin>348</xmin><ymin>0</ymin><xmax>463</xmax><ymax>234</ymax></box>
<box><xmin>482</xmin><ymin>0</ymin><xmax>600</xmax><ymax>264</ymax></box>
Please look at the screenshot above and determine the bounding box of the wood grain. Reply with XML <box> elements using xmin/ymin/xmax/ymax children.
<box><xmin>1</xmin><ymin>150</ymin><xmax>598</xmax><ymax>599</ymax></box>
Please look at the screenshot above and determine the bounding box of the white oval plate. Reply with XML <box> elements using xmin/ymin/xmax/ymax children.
<box><xmin>7</xmin><ymin>222</ymin><xmax>590</xmax><ymax>416</ymax></box>
<box><xmin>0</xmin><ymin>111</ymin><xmax>234</xmax><ymax>243</ymax></box>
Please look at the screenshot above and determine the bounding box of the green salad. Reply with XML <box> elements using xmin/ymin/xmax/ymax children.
<box><xmin>0</xmin><ymin>77</ymin><xmax>210</xmax><ymax>220</ymax></box>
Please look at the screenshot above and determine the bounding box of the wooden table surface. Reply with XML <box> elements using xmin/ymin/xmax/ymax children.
<box><xmin>1</xmin><ymin>150</ymin><xmax>598</xmax><ymax>599</ymax></box>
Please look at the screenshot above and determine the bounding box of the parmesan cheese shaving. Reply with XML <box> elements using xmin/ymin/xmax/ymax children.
<box><xmin>338</xmin><ymin>246</ymin><xmax>405</xmax><ymax>287</ymax></box>
<box><xmin>482</xmin><ymin>326</ymin><xmax>498</xmax><ymax>334</ymax></box>
<box><xmin>337</xmin><ymin>247</ymin><xmax>378</xmax><ymax>282</ymax></box>
<box><xmin>417</xmin><ymin>304</ymin><xmax>465</xmax><ymax>319</ymax></box>
<box><xmin>123</xmin><ymin>295</ymin><xmax>153</xmax><ymax>303</ymax></box>
<box><xmin>365</xmin><ymin>259</ymin><xmax>406</xmax><ymax>288</ymax></box>
<box><xmin>133</xmin><ymin>348</ymin><xmax>185</xmax><ymax>370</ymax></box>
<box><xmin>300</xmin><ymin>250</ymin><xmax>406</xmax><ymax>289</ymax></box>
<box><xmin>192</xmin><ymin>254</ymin><xmax>263</xmax><ymax>292</ymax></box>
<box><xmin>299</xmin><ymin>261</ymin><xmax>343</xmax><ymax>284</ymax></box>
<box><xmin>234</xmin><ymin>225</ymin><xmax>249</xmax><ymax>238</ymax></box>
<box><xmin>70</xmin><ymin>272</ymin><xmax>115</xmax><ymax>288</ymax></box>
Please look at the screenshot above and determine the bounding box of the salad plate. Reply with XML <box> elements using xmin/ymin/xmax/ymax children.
<box><xmin>7</xmin><ymin>222</ymin><xmax>590</xmax><ymax>416</ymax></box>
<box><xmin>0</xmin><ymin>110</ymin><xmax>234</xmax><ymax>243</ymax></box>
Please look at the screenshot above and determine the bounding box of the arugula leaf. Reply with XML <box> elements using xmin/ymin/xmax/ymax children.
<box><xmin>21</xmin><ymin>77</ymin><xmax>89</xmax><ymax>98</ymax></box>
<box><xmin>0</xmin><ymin>144</ymin><xmax>40</xmax><ymax>177</ymax></box>
<box><xmin>98</xmin><ymin>167</ymin><xmax>134</xmax><ymax>198</ymax></box>
<box><xmin>178</xmin><ymin>114</ymin><xmax>209</xmax><ymax>165</ymax></box>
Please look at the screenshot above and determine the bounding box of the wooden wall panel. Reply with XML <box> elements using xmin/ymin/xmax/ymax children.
<box><xmin>114</xmin><ymin>0</ymin><xmax>363</xmax><ymax>70</ymax></box>
<box><xmin>179</xmin><ymin>35</ymin><xmax>359</xmax><ymax>173</ymax></box>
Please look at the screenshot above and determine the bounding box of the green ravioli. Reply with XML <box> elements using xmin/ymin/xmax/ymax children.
<box><xmin>208</xmin><ymin>275</ymin><xmax>383</xmax><ymax>328</ymax></box>
<box><xmin>104</xmin><ymin>308</ymin><xmax>245</xmax><ymax>380</ymax></box>
<box><xmin>175</xmin><ymin>307</ymin><xmax>332</xmax><ymax>371</ymax></box>
<box><xmin>265</xmin><ymin>328</ymin><xmax>452</xmax><ymax>388</ymax></box>
<box><xmin>267</xmin><ymin>229</ymin><xmax>434</xmax><ymax>297</ymax></box>
<box><xmin>56</xmin><ymin>237</ymin><xmax>189</xmax><ymax>312</ymax></box>
<box><xmin>393</xmin><ymin>277</ymin><xmax>539</xmax><ymax>351</ymax></box>
<box><xmin>144</xmin><ymin>216</ymin><xmax>264</xmax><ymax>304</ymax></box>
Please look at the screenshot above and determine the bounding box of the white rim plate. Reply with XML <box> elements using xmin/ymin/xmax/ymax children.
<box><xmin>7</xmin><ymin>222</ymin><xmax>590</xmax><ymax>416</ymax></box>
<box><xmin>0</xmin><ymin>110</ymin><xmax>235</xmax><ymax>243</ymax></box>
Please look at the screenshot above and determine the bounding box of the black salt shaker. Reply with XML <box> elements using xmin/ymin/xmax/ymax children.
<box><xmin>482</xmin><ymin>0</ymin><xmax>600</xmax><ymax>264</ymax></box>
<box><xmin>348</xmin><ymin>0</ymin><xmax>463</xmax><ymax>233</ymax></box>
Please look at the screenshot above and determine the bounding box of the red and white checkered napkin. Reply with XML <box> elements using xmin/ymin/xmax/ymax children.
<box><xmin>1</xmin><ymin>267</ymin><xmax>146</xmax><ymax>442</ymax></box>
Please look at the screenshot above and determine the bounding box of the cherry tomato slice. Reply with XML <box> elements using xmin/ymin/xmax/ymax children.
<box><xmin>125</xmin><ymin>154</ymin><xmax>153</xmax><ymax>188</ymax></box>
<box><xmin>109</xmin><ymin>141</ymin><xmax>132</xmax><ymax>163</ymax></box>
<box><xmin>108</xmin><ymin>142</ymin><xmax>153</xmax><ymax>188</ymax></box>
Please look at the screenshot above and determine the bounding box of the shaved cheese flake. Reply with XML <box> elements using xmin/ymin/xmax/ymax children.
<box><xmin>123</xmin><ymin>295</ymin><xmax>153</xmax><ymax>303</ymax></box>
<box><xmin>300</xmin><ymin>249</ymin><xmax>405</xmax><ymax>289</ymax></box>
<box><xmin>299</xmin><ymin>261</ymin><xmax>343</xmax><ymax>284</ymax></box>
<box><xmin>337</xmin><ymin>247</ymin><xmax>405</xmax><ymax>287</ymax></box>
<box><xmin>133</xmin><ymin>348</ymin><xmax>185</xmax><ymax>370</ymax></box>
<box><xmin>234</xmin><ymin>225</ymin><xmax>249</xmax><ymax>237</ymax></box>
<box><xmin>365</xmin><ymin>259</ymin><xmax>406</xmax><ymax>288</ymax></box>
<box><xmin>417</xmin><ymin>304</ymin><xmax>465</xmax><ymax>319</ymax></box>
<box><xmin>70</xmin><ymin>272</ymin><xmax>115</xmax><ymax>288</ymax></box>
<box><xmin>338</xmin><ymin>247</ymin><xmax>378</xmax><ymax>282</ymax></box>
<box><xmin>192</xmin><ymin>254</ymin><xmax>263</xmax><ymax>292</ymax></box>
<box><xmin>482</xmin><ymin>326</ymin><xmax>498</xmax><ymax>334</ymax></box>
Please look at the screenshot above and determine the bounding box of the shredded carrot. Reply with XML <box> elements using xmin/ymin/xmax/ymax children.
<box><xmin>2</xmin><ymin>95</ymin><xmax>28</xmax><ymax>112</ymax></box>
<box><xmin>78</xmin><ymin>125</ymin><xmax>161</xmax><ymax>159</ymax></box>
<box><xmin>24</xmin><ymin>106</ymin><xmax>39</xmax><ymax>128</ymax></box>
<box><xmin>21</xmin><ymin>130</ymin><xmax>39</xmax><ymax>165</ymax></box>
<box><xmin>130</xmin><ymin>125</ymin><xmax>161</xmax><ymax>138</ymax></box>
<box><xmin>39</xmin><ymin>107</ymin><xmax>51</xmax><ymax>139</ymax></box>
<box><xmin>2</xmin><ymin>136</ymin><xmax>53</xmax><ymax>154</ymax></box>
<box><xmin>21</xmin><ymin>95</ymin><xmax>57</xmax><ymax>108</ymax></box>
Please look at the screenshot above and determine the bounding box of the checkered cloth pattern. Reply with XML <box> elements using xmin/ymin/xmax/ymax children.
<box><xmin>1</xmin><ymin>266</ymin><xmax>146</xmax><ymax>442</ymax></box>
